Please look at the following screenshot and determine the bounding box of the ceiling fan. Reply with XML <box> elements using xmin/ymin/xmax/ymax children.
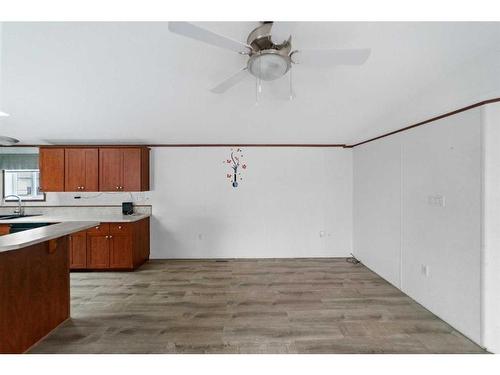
<box><xmin>168</xmin><ymin>22</ymin><xmax>371</xmax><ymax>96</ymax></box>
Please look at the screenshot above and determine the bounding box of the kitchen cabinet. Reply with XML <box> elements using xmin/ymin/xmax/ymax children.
<box><xmin>99</xmin><ymin>147</ymin><xmax>149</xmax><ymax>191</ymax></box>
<box><xmin>98</xmin><ymin>149</ymin><xmax>122</xmax><ymax>192</ymax></box>
<box><xmin>70</xmin><ymin>218</ymin><xmax>149</xmax><ymax>271</ymax></box>
<box><xmin>86</xmin><ymin>224</ymin><xmax>110</xmax><ymax>269</ymax></box>
<box><xmin>87</xmin><ymin>233</ymin><xmax>110</xmax><ymax>269</ymax></box>
<box><xmin>69</xmin><ymin>230</ymin><xmax>87</xmax><ymax>269</ymax></box>
<box><xmin>0</xmin><ymin>224</ymin><xmax>11</xmax><ymax>236</ymax></box>
<box><xmin>109</xmin><ymin>228</ymin><xmax>133</xmax><ymax>268</ymax></box>
<box><xmin>38</xmin><ymin>146</ymin><xmax>150</xmax><ymax>192</ymax></box>
<box><xmin>64</xmin><ymin>148</ymin><xmax>98</xmax><ymax>192</ymax></box>
<box><xmin>39</xmin><ymin>147</ymin><xmax>65</xmax><ymax>192</ymax></box>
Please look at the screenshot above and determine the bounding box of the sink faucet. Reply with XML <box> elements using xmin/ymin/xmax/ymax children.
<box><xmin>4</xmin><ymin>195</ymin><xmax>24</xmax><ymax>216</ymax></box>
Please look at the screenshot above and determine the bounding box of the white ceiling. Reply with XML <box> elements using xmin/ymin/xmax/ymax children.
<box><xmin>1</xmin><ymin>22</ymin><xmax>500</xmax><ymax>145</ymax></box>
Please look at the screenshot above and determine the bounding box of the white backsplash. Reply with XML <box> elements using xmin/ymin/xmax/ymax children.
<box><xmin>0</xmin><ymin>204</ymin><xmax>152</xmax><ymax>217</ymax></box>
<box><xmin>0</xmin><ymin>190</ymin><xmax>151</xmax><ymax>207</ymax></box>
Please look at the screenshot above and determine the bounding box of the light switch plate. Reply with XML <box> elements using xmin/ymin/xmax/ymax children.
<box><xmin>428</xmin><ymin>194</ymin><xmax>445</xmax><ymax>207</ymax></box>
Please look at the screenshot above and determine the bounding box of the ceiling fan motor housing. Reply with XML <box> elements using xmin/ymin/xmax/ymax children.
<box><xmin>246</xmin><ymin>23</ymin><xmax>292</xmax><ymax>81</ymax></box>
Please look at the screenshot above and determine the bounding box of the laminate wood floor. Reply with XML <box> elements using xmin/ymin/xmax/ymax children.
<box><xmin>29</xmin><ymin>259</ymin><xmax>486</xmax><ymax>354</ymax></box>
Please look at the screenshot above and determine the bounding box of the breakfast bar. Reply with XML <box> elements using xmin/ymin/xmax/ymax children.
<box><xmin>0</xmin><ymin>221</ymin><xmax>99</xmax><ymax>354</ymax></box>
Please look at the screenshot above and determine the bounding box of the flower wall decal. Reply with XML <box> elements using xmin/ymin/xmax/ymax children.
<box><xmin>223</xmin><ymin>148</ymin><xmax>247</xmax><ymax>188</ymax></box>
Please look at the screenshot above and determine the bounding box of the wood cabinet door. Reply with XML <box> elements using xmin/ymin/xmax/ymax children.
<box><xmin>143</xmin><ymin>218</ymin><xmax>150</xmax><ymax>260</ymax></box>
<box><xmin>69</xmin><ymin>231</ymin><xmax>87</xmax><ymax>269</ymax></box>
<box><xmin>109</xmin><ymin>234</ymin><xmax>133</xmax><ymax>269</ymax></box>
<box><xmin>39</xmin><ymin>148</ymin><xmax>65</xmax><ymax>192</ymax></box>
<box><xmin>122</xmin><ymin>148</ymin><xmax>142</xmax><ymax>191</ymax></box>
<box><xmin>0</xmin><ymin>224</ymin><xmax>11</xmax><ymax>236</ymax></box>
<box><xmin>141</xmin><ymin>148</ymin><xmax>150</xmax><ymax>191</ymax></box>
<box><xmin>99</xmin><ymin>148</ymin><xmax>123</xmax><ymax>191</ymax></box>
<box><xmin>64</xmin><ymin>148</ymin><xmax>98</xmax><ymax>192</ymax></box>
<box><xmin>86</xmin><ymin>235</ymin><xmax>110</xmax><ymax>269</ymax></box>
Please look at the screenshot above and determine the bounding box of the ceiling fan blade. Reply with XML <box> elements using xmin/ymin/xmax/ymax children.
<box><xmin>210</xmin><ymin>68</ymin><xmax>249</xmax><ymax>94</ymax></box>
<box><xmin>271</xmin><ymin>22</ymin><xmax>296</xmax><ymax>45</ymax></box>
<box><xmin>292</xmin><ymin>48</ymin><xmax>371</xmax><ymax>67</ymax></box>
<box><xmin>168</xmin><ymin>22</ymin><xmax>252</xmax><ymax>54</ymax></box>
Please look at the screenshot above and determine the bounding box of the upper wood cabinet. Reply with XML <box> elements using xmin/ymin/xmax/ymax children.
<box><xmin>99</xmin><ymin>148</ymin><xmax>149</xmax><ymax>192</ymax></box>
<box><xmin>39</xmin><ymin>146</ymin><xmax>150</xmax><ymax>192</ymax></box>
<box><xmin>64</xmin><ymin>148</ymin><xmax>98</xmax><ymax>192</ymax></box>
<box><xmin>39</xmin><ymin>148</ymin><xmax>65</xmax><ymax>192</ymax></box>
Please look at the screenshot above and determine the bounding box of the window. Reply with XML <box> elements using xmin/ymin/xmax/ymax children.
<box><xmin>3</xmin><ymin>169</ymin><xmax>45</xmax><ymax>201</ymax></box>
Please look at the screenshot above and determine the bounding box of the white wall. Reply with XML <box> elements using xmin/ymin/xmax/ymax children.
<box><xmin>353</xmin><ymin>135</ymin><xmax>402</xmax><ymax>287</ymax></box>
<box><xmin>0</xmin><ymin>146</ymin><xmax>353</xmax><ymax>259</ymax></box>
<box><xmin>149</xmin><ymin>147</ymin><xmax>353</xmax><ymax>258</ymax></box>
<box><xmin>482</xmin><ymin>102</ymin><xmax>500</xmax><ymax>353</ymax></box>
<box><xmin>354</xmin><ymin>109</ymin><xmax>482</xmax><ymax>344</ymax></box>
<box><xmin>401</xmin><ymin>109</ymin><xmax>482</xmax><ymax>344</ymax></box>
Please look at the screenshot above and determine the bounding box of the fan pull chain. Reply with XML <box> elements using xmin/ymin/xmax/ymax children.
<box><xmin>289</xmin><ymin>69</ymin><xmax>295</xmax><ymax>100</ymax></box>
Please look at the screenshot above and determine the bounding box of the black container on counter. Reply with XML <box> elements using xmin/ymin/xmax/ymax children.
<box><xmin>122</xmin><ymin>202</ymin><xmax>134</xmax><ymax>215</ymax></box>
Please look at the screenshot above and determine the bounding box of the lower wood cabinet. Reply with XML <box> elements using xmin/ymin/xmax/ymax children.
<box><xmin>68</xmin><ymin>230</ymin><xmax>87</xmax><ymax>268</ymax></box>
<box><xmin>110</xmin><ymin>233</ymin><xmax>133</xmax><ymax>269</ymax></box>
<box><xmin>69</xmin><ymin>218</ymin><xmax>149</xmax><ymax>271</ymax></box>
<box><xmin>87</xmin><ymin>234</ymin><xmax>111</xmax><ymax>269</ymax></box>
<box><xmin>0</xmin><ymin>224</ymin><xmax>11</xmax><ymax>236</ymax></box>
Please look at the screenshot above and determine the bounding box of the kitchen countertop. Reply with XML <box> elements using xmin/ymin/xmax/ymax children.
<box><xmin>0</xmin><ymin>212</ymin><xmax>151</xmax><ymax>224</ymax></box>
<box><xmin>0</xmin><ymin>221</ymin><xmax>100</xmax><ymax>253</ymax></box>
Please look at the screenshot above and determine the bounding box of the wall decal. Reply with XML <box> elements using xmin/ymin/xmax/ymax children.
<box><xmin>223</xmin><ymin>148</ymin><xmax>246</xmax><ymax>188</ymax></box>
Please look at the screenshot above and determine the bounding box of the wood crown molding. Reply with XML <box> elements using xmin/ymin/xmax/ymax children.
<box><xmin>347</xmin><ymin>97</ymin><xmax>500</xmax><ymax>148</ymax></box>
<box><xmin>6</xmin><ymin>97</ymin><xmax>500</xmax><ymax>149</ymax></box>
<box><xmin>15</xmin><ymin>144</ymin><xmax>348</xmax><ymax>148</ymax></box>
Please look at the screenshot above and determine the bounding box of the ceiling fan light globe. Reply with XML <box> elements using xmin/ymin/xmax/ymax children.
<box><xmin>247</xmin><ymin>52</ymin><xmax>291</xmax><ymax>81</ymax></box>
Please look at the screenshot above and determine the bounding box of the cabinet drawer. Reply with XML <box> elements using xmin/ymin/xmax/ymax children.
<box><xmin>110</xmin><ymin>223</ymin><xmax>132</xmax><ymax>235</ymax></box>
<box><xmin>87</xmin><ymin>223</ymin><xmax>110</xmax><ymax>235</ymax></box>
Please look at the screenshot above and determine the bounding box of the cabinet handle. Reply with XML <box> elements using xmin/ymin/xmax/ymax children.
<box><xmin>118</xmin><ymin>226</ymin><xmax>122</xmax><ymax>229</ymax></box>
<box><xmin>95</xmin><ymin>226</ymin><xmax>100</xmax><ymax>229</ymax></box>
<box><xmin>109</xmin><ymin>235</ymin><xmax>113</xmax><ymax>239</ymax></box>
<box><xmin>116</xmin><ymin>186</ymin><xmax>119</xmax><ymax>190</ymax></box>
<box><xmin>81</xmin><ymin>186</ymin><xmax>85</xmax><ymax>190</ymax></box>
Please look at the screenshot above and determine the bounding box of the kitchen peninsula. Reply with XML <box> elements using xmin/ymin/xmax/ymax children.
<box><xmin>0</xmin><ymin>221</ymin><xmax>98</xmax><ymax>353</ymax></box>
<box><xmin>0</xmin><ymin>210</ymin><xmax>151</xmax><ymax>353</ymax></box>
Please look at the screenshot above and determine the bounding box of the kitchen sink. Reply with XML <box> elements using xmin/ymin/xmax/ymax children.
<box><xmin>0</xmin><ymin>214</ymin><xmax>43</xmax><ymax>220</ymax></box>
<box><xmin>6</xmin><ymin>222</ymin><xmax>54</xmax><ymax>234</ymax></box>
